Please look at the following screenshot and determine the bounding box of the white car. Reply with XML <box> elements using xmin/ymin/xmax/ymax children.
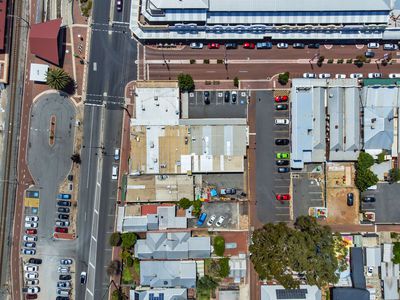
<box><xmin>25</xmin><ymin>216</ymin><xmax>39</xmax><ymax>222</ymax></box>
<box><xmin>335</xmin><ymin>74</ymin><xmax>346</xmax><ymax>79</ymax></box>
<box><xmin>367</xmin><ymin>42</ymin><xmax>380</xmax><ymax>49</ymax></box>
<box><xmin>367</xmin><ymin>266</ymin><xmax>373</xmax><ymax>276</ymax></box>
<box><xmin>24</xmin><ymin>272</ymin><xmax>38</xmax><ymax>279</ymax></box>
<box><xmin>56</xmin><ymin>221</ymin><xmax>70</xmax><ymax>227</ymax></box>
<box><xmin>275</xmin><ymin>119</ymin><xmax>289</xmax><ymax>125</ymax></box>
<box><xmin>350</xmin><ymin>73</ymin><xmax>363</xmax><ymax>79</ymax></box>
<box><xmin>21</xmin><ymin>249</ymin><xmax>36</xmax><ymax>255</ymax></box>
<box><xmin>303</xmin><ymin>73</ymin><xmax>316</xmax><ymax>78</ymax></box>
<box><xmin>207</xmin><ymin>215</ymin><xmax>216</xmax><ymax>226</ymax></box>
<box><xmin>60</xmin><ymin>259</ymin><xmax>73</xmax><ymax>265</ymax></box>
<box><xmin>318</xmin><ymin>73</ymin><xmax>331</xmax><ymax>79</ymax></box>
<box><xmin>215</xmin><ymin>216</ymin><xmax>225</xmax><ymax>227</ymax></box>
<box><xmin>23</xmin><ymin>235</ymin><xmax>37</xmax><ymax>242</ymax></box>
<box><xmin>368</xmin><ymin>73</ymin><xmax>382</xmax><ymax>78</ymax></box>
<box><xmin>383</xmin><ymin>43</ymin><xmax>398</xmax><ymax>50</ymax></box>
<box><xmin>389</xmin><ymin>73</ymin><xmax>400</xmax><ymax>78</ymax></box>
<box><xmin>58</xmin><ymin>266</ymin><xmax>70</xmax><ymax>273</ymax></box>
<box><xmin>189</xmin><ymin>42</ymin><xmax>203</xmax><ymax>49</ymax></box>
<box><xmin>24</xmin><ymin>265</ymin><xmax>38</xmax><ymax>272</ymax></box>
<box><xmin>57</xmin><ymin>281</ymin><xmax>71</xmax><ymax>288</ymax></box>
<box><xmin>277</xmin><ymin>43</ymin><xmax>288</xmax><ymax>49</ymax></box>
<box><xmin>26</xmin><ymin>286</ymin><xmax>40</xmax><ymax>294</ymax></box>
<box><xmin>24</xmin><ymin>222</ymin><xmax>38</xmax><ymax>228</ymax></box>
<box><xmin>26</xmin><ymin>279</ymin><xmax>39</xmax><ymax>286</ymax></box>
<box><xmin>112</xmin><ymin>165</ymin><xmax>118</xmax><ymax>180</ymax></box>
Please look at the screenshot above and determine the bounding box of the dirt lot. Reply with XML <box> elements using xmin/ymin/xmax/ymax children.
<box><xmin>325</xmin><ymin>163</ymin><xmax>359</xmax><ymax>225</ymax></box>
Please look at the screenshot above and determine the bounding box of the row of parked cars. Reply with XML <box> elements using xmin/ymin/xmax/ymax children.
<box><xmin>56</xmin><ymin>258</ymin><xmax>74</xmax><ymax>299</ymax></box>
<box><xmin>22</xmin><ymin>258</ymin><xmax>42</xmax><ymax>299</ymax></box>
<box><xmin>22</xmin><ymin>215</ymin><xmax>39</xmax><ymax>255</ymax></box>
<box><xmin>203</xmin><ymin>90</ymin><xmax>238</xmax><ymax>104</ymax></box>
<box><xmin>55</xmin><ymin>194</ymin><xmax>72</xmax><ymax>234</ymax></box>
<box><xmin>303</xmin><ymin>73</ymin><xmax>400</xmax><ymax>79</ymax></box>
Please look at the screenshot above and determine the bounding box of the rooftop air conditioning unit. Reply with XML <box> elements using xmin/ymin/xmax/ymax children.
<box><xmin>154</xmin><ymin>96</ymin><xmax>158</xmax><ymax>100</ymax></box>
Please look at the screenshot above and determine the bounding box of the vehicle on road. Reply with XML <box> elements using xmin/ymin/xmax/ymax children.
<box><xmin>60</xmin><ymin>259</ymin><xmax>73</xmax><ymax>265</ymax></box>
<box><xmin>80</xmin><ymin>271</ymin><xmax>87</xmax><ymax>285</ymax></box>
<box><xmin>207</xmin><ymin>215</ymin><xmax>216</xmax><ymax>226</ymax></box>
<box><xmin>335</xmin><ymin>74</ymin><xmax>346</xmax><ymax>79</ymax></box>
<box><xmin>24</xmin><ymin>242</ymin><xmax>36</xmax><ymax>248</ymax></box>
<box><xmin>350</xmin><ymin>73</ymin><xmax>363</xmax><ymax>79</ymax></box>
<box><xmin>275</xmin><ymin>119</ymin><xmax>289</xmax><ymax>125</ymax></box>
<box><xmin>275</xmin><ymin>139</ymin><xmax>289</xmax><ymax>145</ymax></box>
<box><xmin>278</xmin><ymin>167</ymin><xmax>290</xmax><ymax>173</ymax></box>
<box><xmin>367</xmin><ymin>42</ymin><xmax>379</xmax><ymax>49</ymax></box>
<box><xmin>308</xmin><ymin>43</ymin><xmax>320</xmax><ymax>49</ymax></box>
<box><xmin>57</xmin><ymin>207</ymin><xmax>70</xmax><ymax>213</ymax></box>
<box><xmin>25</xmin><ymin>216</ymin><xmax>39</xmax><ymax>222</ymax></box>
<box><xmin>215</xmin><ymin>216</ymin><xmax>225</xmax><ymax>227</ymax></box>
<box><xmin>275</xmin><ymin>104</ymin><xmax>288</xmax><ymax>110</ymax></box>
<box><xmin>368</xmin><ymin>73</ymin><xmax>382</xmax><ymax>78</ymax></box>
<box><xmin>362</xmin><ymin>196</ymin><xmax>376</xmax><ymax>202</ymax></box>
<box><xmin>57</xmin><ymin>194</ymin><xmax>71</xmax><ymax>200</ymax></box>
<box><xmin>347</xmin><ymin>193</ymin><xmax>354</xmax><ymax>206</ymax></box>
<box><xmin>243</xmin><ymin>42</ymin><xmax>255</xmax><ymax>49</ymax></box>
<box><xmin>197</xmin><ymin>212</ymin><xmax>207</xmax><ymax>226</ymax></box>
<box><xmin>293</xmin><ymin>43</ymin><xmax>305</xmax><ymax>49</ymax></box>
<box><xmin>24</xmin><ymin>265</ymin><xmax>38</xmax><ymax>272</ymax></box>
<box><xmin>256</xmin><ymin>42</ymin><xmax>272</xmax><ymax>49</ymax></box>
<box><xmin>23</xmin><ymin>235</ymin><xmax>37</xmax><ymax>242</ymax></box>
<box><xmin>221</xmin><ymin>188</ymin><xmax>236</xmax><ymax>195</ymax></box>
<box><xmin>383</xmin><ymin>43</ymin><xmax>398</xmax><ymax>50</ymax></box>
<box><xmin>116</xmin><ymin>0</ymin><xmax>123</xmax><ymax>11</ymax></box>
<box><xmin>25</xmin><ymin>279</ymin><xmax>39</xmax><ymax>285</ymax></box>
<box><xmin>303</xmin><ymin>73</ymin><xmax>316</xmax><ymax>78</ymax></box>
<box><xmin>277</xmin><ymin>43</ymin><xmax>288</xmax><ymax>49</ymax></box>
<box><xmin>58</xmin><ymin>214</ymin><xmax>69</xmax><ymax>220</ymax></box>
<box><xmin>26</xmin><ymin>229</ymin><xmax>37</xmax><ymax>235</ymax></box>
<box><xmin>207</xmin><ymin>42</ymin><xmax>220</xmax><ymax>49</ymax></box>
<box><xmin>56</xmin><ymin>221</ymin><xmax>70</xmax><ymax>227</ymax></box>
<box><xmin>276</xmin><ymin>194</ymin><xmax>291</xmax><ymax>201</ymax></box>
<box><xmin>225</xmin><ymin>42</ymin><xmax>237</xmax><ymax>49</ymax></box>
<box><xmin>58</xmin><ymin>266</ymin><xmax>70</xmax><ymax>273</ymax></box>
<box><xmin>59</xmin><ymin>275</ymin><xmax>72</xmax><ymax>280</ymax></box>
<box><xmin>189</xmin><ymin>42</ymin><xmax>203</xmax><ymax>49</ymax></box>
<box><xmin>224</xmin><ymin>91</ymin><xmax>230</xmax><ymax>102</ymax></box>
<box><xmin>274</xmin><ymin>95</ymin><xmax>288</xmax><ymax>102</ymax></box>
<box><xmin>276</xmin><ymin>160</ymin><xmax>289</xmax><ymax>166</ymax></box>
<box><xmin>231</xmin><ymin>91</ymin><xmax>237</xmax><ymax>103</ymax></box>
<box><xmin>114</xmin><ymin>148</ymin><xmax>120</xmax><ymax>161</ymax></box>
<box><xmin>21</xmin><ymin>249</ymin><xmax>36</xmax><ymax>255</ymax></box>
<box><xmin>28</xmin><ymin>258</ymin><xmax>42</xmax><ymax>264</ymax></box>
<box><xmin>318</xmin><ymin>73</ymin><xmax>331</xmax><ymax>79</ymax></box>
<box><xmin>112</xmin><ymin>165</ymin><xmax>118</xmax><ymax>180</ymax></box>
<box><xmin>365</xmin><ymin>51</ymin><xmax>375</xmax><ymax>58</ymax></box>
<box><xmin>203</xmin><ymin>91</ymin><xmax>210</xmax><ymax>104</ymax></box>
<box><xmin>55</xmin><ymin>227</ymin><xmax>68</xmax><ymax>233</ymax></box>
<box><xmin>389</xmin><ymin>73</ymin><xmax>400</xmax><ymax>78</ymax></box>
<box><xmin>24</xmin><ymin>222</ymin><xmax>38</xmax><ymax>228</ymax></box>
<box><xmin>57</xmin><ymin>281</ymin><xmax>71</xmax><ymax>288</ymax></box>
<box><xmin>25</xmin><ymin>272</ymin><xmax>38</xmax><ymax>279</ymax></box>
<box><xmin>276</xmin><ymin>152</ymin><xmax>290</xmax><ymax>159</ymax></box>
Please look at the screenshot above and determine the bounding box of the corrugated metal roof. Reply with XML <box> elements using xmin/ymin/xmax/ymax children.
<box><xmin>150</xmin><ymin>0</ymin><xmax>208</xmax><ymax>9</ymax></box>
<box><xmin>350</xmin><ymin>247</ymin><xmax>366</xmax><ymax>289</ymax></box>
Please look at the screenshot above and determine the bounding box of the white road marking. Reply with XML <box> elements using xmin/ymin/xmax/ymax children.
<box><xmin>86</xmin><ymin>288</ymin><xmax>94</xmax><ymax>296</ymax></box>
<box><xmin>91</xmin><ymin>235</ymin><xmax>97</xmax><ymax>242</ymax></box>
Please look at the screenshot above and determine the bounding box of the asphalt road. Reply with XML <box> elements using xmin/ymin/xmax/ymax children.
<box><xmin>75</xmin><ymin>0</ymin><xmax>137</xmax><ymax>299</ymax></box>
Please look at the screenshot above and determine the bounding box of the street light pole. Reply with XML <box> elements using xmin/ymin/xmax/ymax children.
<box><xmin>8</xmin><ymin>14</ymin><xmax>31</xmax><ymax>28</ymax></box>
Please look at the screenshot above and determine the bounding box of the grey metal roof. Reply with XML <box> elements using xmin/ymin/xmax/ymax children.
<box><xmin>158</xmin><ymin>206</ymin><xmax>187</xmax><ymax>230</ymax></box>
<box><xmin>350</xmin><ymin>247</ymin><xmax>366</xmax><ymax>289</ymax></box>
<box><xmin>363</xmin><ymin>107</ymin><xmax>394</xmax><ymax>151</ymax></box>
<box><xmin>149</xmin><ymin>0</ymin><xmax>208</xmax><ymax>9</ymax></box>
<box><xmin>261</xmin><ymin>285</ymin><xmax>322</xmax><ymax>300</ymax></box>
<box><xmin>122</xmin><ymin>216</ymin><xmax>148</xmax><ymax>232</ymax></box>
<box><xmin>140</xmin><ymin>261</ymin><xmax>196</xmax><ymax>288</ymax></box>
<box><xmin>366</xmin><ymin>247</ymin><xmax>382</xmax><ymax>267</ymax></box>
<box><xmin>331</xmin><ymin>288</ymin><xmax>370</xmax><ymax>300</ymax></box>
<box><xmin>131</xmin><ymin>288</ymin><xmax>188</xmax><ymax>300</ymax></box>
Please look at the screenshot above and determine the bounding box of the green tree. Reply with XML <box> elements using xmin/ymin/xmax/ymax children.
<box><xmin>109</xmin><ymin>232</ymin><xmax>122</xmax><ymax>247</ymax></box>
<box><xmin>121</xmin><ymin>232</ymin><xmax>137</xmax><ymax>249</ymax></box>
<box><xmin>218</xmin><ymin>258</ymin><xmax>230</xmax><ymax>278</ymax></box>
<box><xmin>213</xmin><ymin>236</ymin><xmax>225</xmax><ymax>256</ymax></box>
<box><xmin>177</xmin><ymin>73</ymin><xmax>195</xmax><ymax>92</ymax></box>
<box><xmin>197</xmin><ymin>275</ymin><xmax>219</xmax><ymax>293</ymax></box>
<box><xmin>112</xmin><ymin>289</ymin><xmax>126</xmax><ymax>300</ymax></box>
<box><xmin>125</xmin><ymin>256</ymin><xmax>134</xmax><ymax>267</ymax></box>
<box><xmin>192</xmin><ymin>200</ymin><xmax>202</xmax><ymax>217</ymax></box>
<box><xmin>45</xmin><ymin>68</ymin><xmax>72</xmax><ymax>90</ymax></box>
<box><xmin>355</xmin><ymin>152</ymin><xmax>378</xmax><ymax>192</ymax></box>
<box><xmin>393</xmin><ymin>242</ymin><xmax>400</xmax><ymax>264</ymax></box>
<box><xmin>233</xmin><ymin>77</ymin><xmax>239</xmax><ymax>87</ymax></box>
<box><xmin>317</xmin><ymin>56</ymin><xmax>325</xmax><ymax>67</ymax></box>
<box><xmin>356</xmin><ymin>54</ymin><xmax>367</xmax><ymax>63</ymax></box>
<box><xmin>278</xmin><ymin>72</ymin><xmax>290</xmax><ymax>85</ymax></box>
<box><xmin>376</xmin><ymin>151</ymin><xmax>386</xmax><ymax>164</ymax></box>
<box><xmin>178</xmin><ymin>197</ymin><xmax>192</xmax><ymax>209</ymax></box>
<box><xmin>122</xmin><ymin>267</ymin><xmax>133</xmax><ymax>284</ymax></box>
<box><xmin>389</xmin><ymin>168</ymin><xmax>400</xmax><ymax>183</ymax></box>
<box><xmin>250</xmin><ymin>216</ymin><xmax>339</xmax><ymax>289</ymax></box>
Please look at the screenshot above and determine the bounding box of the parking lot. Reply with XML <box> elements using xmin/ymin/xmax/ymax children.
<box><xmin>255</xmin><ymin>90</ymin><xmax>291</xmax><ymax>223</ymax></box>
<box><xmin>196</xmin><ymin>202</ymin><xmax>239</xmax><ymax>230</ymax></box>
<box><xmin>188</xmin><ymin>90</ymin><xmax>248</xmax><ymax>118</ymax></box>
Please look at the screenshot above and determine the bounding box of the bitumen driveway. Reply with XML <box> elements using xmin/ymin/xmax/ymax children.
<box><xmin>26</xmin><ymin>92</ymin><xmax>76</xmax><ymax>299</ymax></box>
<box><xmin>255</xmin><ymin>91</ymin><xmax>291</xmax><ymax>224</ymax></box>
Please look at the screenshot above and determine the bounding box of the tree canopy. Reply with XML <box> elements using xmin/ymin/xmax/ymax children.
<box><xmin>355</xmin><ymin>152</ymin><xmax>378</xmax><ymax>191</ymax></box>
<box><xmin>177</xmin><ymin>73</ymin><xmax>195</xmax><ymax>92</ymax></box>
<box><xmin>46</xmin><ymin>68</ymin><xmax>72</xmax><ymax>91</ymax></box>
<box><xmin>178</xmin><ymin>197</ymin><xmax>192</xmax><ymax>209</ymax></box>
<box><xmin>121</xmin><ymin>232</ymin><xmax>137</xmax><ymax>249</ymax></box>
<box><xmin>250</xmin><ymin>216</ymin><xmax>340</xmax><ymax>289</ymax></box>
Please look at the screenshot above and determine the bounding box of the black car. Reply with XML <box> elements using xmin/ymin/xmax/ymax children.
<box><xmin>293</xmin><ymin>43</ymin><xmax>305</xmax><ymax>49</ymax></box>
<box><xmin>204</xmin><ymin>91</ymin><xmax>210</xmax><ymax>104</ymax></box>
<box><xmin>56</xmin><ymin>297</ymin><xmax>69</xmax><ymax>300</ymax></box>
<box><xmin>362</xmin><ymin>196</ymin><xmax>376</xmax><ymax>203</ymax></box>
<box><xmin>58</xmin><ymin>207</ymin><xmax>70</xmax><ymax>213</ymax></box>
<box><xmin>225</xmin><ymin>42</ymin><xmax>238</xmax><ymax>49</ymax></box>
<box><xmin>276</xmin><ymin>160</ymin><xmax>289</xmax><ymax>166</ymax></box>
<box><xmin>224</xmin><ymin>91</ymin><xmax>230</xmax><ymax>102</ymax></box>
<box><xmin>58</xmin><ymin>214</ymin><xmax>69</xmax><ymax>220</ymax></box>
<box><xmin>275</xmin><ymin>139</ymin><xmax>290</xmax><ymax>145</ymax></box>
<box><xmin>308</xmin><ymin>43</ymin><xmax>320</xmax><ymax>49</ymax></box>
<box><xmin>347</xmin><ymin>193</ymin><xmax>354</xmax><ymax>206</ymax></box>
<box><xmin>276</xmin><ymin>104</ymin><xmax>288</xmax><ymax>110</ymax></box>
<box><xmin>278</xmin><ymin>167</ymin><xmax>290</xmax><ymax>173</ymax></box>
<box><xmin>231</xmin><ymin>91</ymin><xmax>237</xmax><ymax>103</ymax></box>
<box><xmin>365</xmin><ymin>51</ymin><xmax>375</xmax><ymax>58</ymax></box>
<box><xmin>59</xmin><ymin>275</ymin><xmax>71</xmax><ymax>281</ymax></box>
<box><xmin>28</xmin><ymin>258</ymin><xmax>42</xmax><ymax>264</ymax></box>
<box><xmin>57</xmin><ymin>201</ymin><xmax>71</xmax><ymax>207</ymax></box>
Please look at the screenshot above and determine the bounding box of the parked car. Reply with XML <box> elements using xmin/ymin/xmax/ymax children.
<box><xmin>25</xmin><ymin>216</ymin><xmax>39</xmax><ymax>222</ymax></box>
<box><xmin>56</xmin><ymin>297</ymin><xmax>69</xmax><ymax>300</ymax></box>
<box><xmin>58</xmin><ymin>214</ymin><xmax>69</xmax><ymax>220</ymax></box>
<box><xmin>26</xmin><ymin>191</ymin><xmax>39</xmax><ymax>198</ymax></box>
<box><xmin>365</xmin><ymin>51</ymin><xmax>375</xmax><ymax>58</ymax></box>
<box><xmin>276</xmin><ymin>152</ymin><xmax>290</xmax><ymax>159</ymax></box>
<box><xmin>277</xmin><ymin>43</ymin><xmax>288</xmax><ymax>49</ymax></box>
<box><xmin>21</xmin><ymin>249</ymin><xmax>36</xmax><ymax>255</ymax></box>
<box><xmin>28</xmin><ymin>258</ymin><xmax>42</xmax><ymax>264</ymax></box>
<box><xmin>275</xmin><ymin>119</ymin><xmax>289</xmax><ymax>125</ymax></box>
<box><xmin>276</xmin><ymin>194</ymin><xmax>291</xmax><ymax>201</ymax></box>
<box><xmin>243</xmin><ymin>42</ymin><xmax>255</xmax><ymax>49</ymax></box>
<box><xmin>293</xmin><ymin>43</ymin><xmax>305</xmax><ymax>49</ymax></box>
<box><xmin>197</xmin><ymin>212</ymin><xmax>207</xmax><ymax>226</ymax></box>
<box><xmin>56</xmin><ymin>221</ymin><xmax>70</xmax><ymax>227</ymax></box>
<box><xmin>347</xmin><ymin>193</ymin><xmax>354</xmax><ymax>206</ymax></box>
<box><xmin>57</xmin><ymin>194</ymin><xmax>71</xmax><ymax>200</ymax></box>
<box><xmin>57</xmin><ymin>281</ymin><xmax>71</xmax><ymax>288</ymax></box>
<box><xmin>231</xmin><ymin>91</ymin><xmax>237</xmax><ymax>103</ymax></box>
<box><xmin>80</xmin><ymin>271</ymin><xmax>87</xmax><ymax>285</ymax></box>
<box><xmin>275</xmin><ymin>104</ymin><xmax>288</xmax><ymax>110</ymax></box>
<box><xmin>60</xmin><ymin>259</ymin><xmax>73</xmax><ymax>265</ymax></box>
<box><xmin>24</xmin><ymin>242</ymin><xmax>36</xmax><ymax>248</ymax></box>
<box><xmin>23</xmin><ymin>235</ymin><xmax>37</xmax><ymax>242</ymax></box>
<box><xmin>274</xmin><ymin>95</ymin><xmax>288</xmax><ymax>102</ymax></box>
<box><xmin>368</xmin><ymin>73</ymin><xmax>382</xmax><ymax>78</ymax></box>
<box><xmin>319</xmin><ymin>73</ymin><xmax>331</xmax><ymax>79</ymax></box>
<box><xmin>256</xmin><ymin>42</ymin><xmax>272</xmax><ymax>49</ymax></box>
<box><xmin>25</xmin><ymin>222</ymin><xmax>38</xmax><ymax>228</ymax></box>
<box><xmin>203</xmin><ymin>91</ymin><xmax>210</xmax><ymax>104</ymax></box>
<box><xmin>303</xmin><ymin>73</ymin><xmax>316</xmax><ymax>78</ymax></box>
<box><xmin>215</xmin><ymin>216</ymin><xmax>225</xmax><ymax>227</ymax></box>
<box><xmin>335</xmin><ymin>74</ymin><xmax>346</xmax><ymax>79</ymax></box>
<box><xmin>308</xmin><ymin>43</ymin><xmax>320</xmax><ymax>49</ymax></box>
<box><xmin>55</xmin><ymin>227</ymin><xmax>68</xmax><ymax>233</ymax></box>
<box><xmin>221</xmin><ymin>188</ymin><xmax>236</xmax><ymax>195</ymax></box>
<box><xmin>57</xmin><ymin>207</ymin><xmax>70</xmax><ymax>213</ymax></box>
<box><xmin>25</xmin><ymin>279</ymin><xmax>39</xmax><ymax>285</ymax></box>
<box><xmin>59</xmin><ymin>275</ymin><xmax>72</xmax><ymax>280</ymax></box>
<box><xmin>26</xmin><ymin>294</ymin><xmax>38</xmax><ymax>299</ymax></box>
<box><xmin>224</xmin><ymin>91</ymin><xmax>230</xmax><ymax>102</ymax></box>
<box><xmin>24</xmin><ymin>265</ymin><xmax>38</xmax><ymax>272</ymax></box>
<box><xmin>189</xmin><ymin>42</ymin><xmax>203</xmax><ymax>49</ymax></box>
<box><xmin>23</xmin><ymin>286</ymin><xmax>40</xmax><ymax>294</ymax></box>
<box><xmin>275</xmin><ymin>139</ymin><xmax>289</xmax><ymax>145</ymax></box>
<box><xmin>24</xmin><ymin>272</ymin><xmax>38</xmax><ymax>279</ymax></box>
<box><xmin>114</xmin><ymin>148</ymin><xmax>120</xmax><ymax>161</ymax></box>
<box><xmin>57</xmin><ymin>201</ymin><xmax>71</xmax><ymax>207</ymax></box>
<box><xmin>350</xmin><ymin>73</ymin><xmax>363</xmax><ymax>79</ymax></box>
<box><xmin>57</xmin><ymin>289</ymin><xmax>70</xmax><ymax>296</ymax></box>
<box><xmin>224</xmin><ymin>42</ymin><xmax>237</xmax><ymax>49</ymax></box>
<box><xmin>389</xmin><ymin>73</ymin><xmax>400</xmax><ymax>78</ymax></box>
<box><xmin>278</xmin><ymin>167</ymin><xmax>290</xmax><ymax>173</ymax></box>
<box><xmin>383</xmin><ymin>43</ymin><xmax>398</xmax><ymax>50</ymax></box>
<box><xmin>207</xmin><ymin>42</ymin><xmax>220</xmax><ymax>49</ymax></box>
<box><xmin>367</xmin><ymin>42</ymin><xmax>380</xmax><ymax>49</ymax></box>
<box><xmin>276</xmin><ymin>160</ymin><xmax>289</xmax><ymax>166</ymax></box>
<box><xmin>367</xmin><ymin>266</ymin><xmax>373</xmax><ymax>276</ymax></box>
<box><xmin>116</xmin><ymin>0</ymin><xmax>123</xmax><ymax>11</ymax></box>
<box><xmin>26</xmin><ymin>229</ymin><xmax>37</xmax><ymax>235</ymax></box>
<box><xmin>207</xmin><ymin>215</ymin><xmax>216</xmax><ymax>226</ymax></box>
<box><xmin>58</xmin><ymin>266</ymin><xmax>70</xmax><ymax>273</ymax></box>
<box><xmin>362</xmin><ymin>196</ymin><xmax>376</xmax><ymax>203</ymax></box>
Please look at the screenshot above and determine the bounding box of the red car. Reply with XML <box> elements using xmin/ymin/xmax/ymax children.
<box><xmin>274</xmin><ymin>95</ymin><xmax>289</xmax><ymax>102</ymax></box>
<box><xmin>208</xmin><ymin>43</ymin><xmax>220</xmax><ymax>49</ymax></box>
<box><xmin>276</xmin><ymin>194</ymin><xmax>291</xmax><ymax>201</ymax></box>
<box><xmin>243</xmin><ymin>42</ymin><xmax>255</xmax><ymax>49</ymax></box>
<box><xmin>26</xmin><ymin>229</ymin><xmax>37</xmax><ymax>235</ymax></box>
<box><xmin>55</xmin><ymin>227</ymin><xmax>68</xmax><ymax>233</ymax></box>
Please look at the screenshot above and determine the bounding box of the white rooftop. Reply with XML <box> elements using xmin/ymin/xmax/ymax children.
<box><xmin>29</xmin><ymin>63</ymin><xmax>49</xmax><ymax>82</ymax></box>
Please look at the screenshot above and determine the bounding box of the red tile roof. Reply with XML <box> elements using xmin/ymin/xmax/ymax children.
<box><xmin>0</xmin><ymin>0</ymin><xmax>7</xmax><ymax>50</ymax></box>
<box><xmin>29</xmin><ymin>18</ymin><xmax>62</xmax><ymax>65</ymax></box>
<box><xmin>141</xmin><ymin>205</ymin><xmax>158</xmax><ymax>215</ymax></box>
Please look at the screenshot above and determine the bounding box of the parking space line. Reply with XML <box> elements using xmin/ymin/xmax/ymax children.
<box><xmin>89</xmin><ymin>262</ymin><xmax>95</xmax><ymax>269</ymax></box>
<box><xmin>91</xmin><ymin>235</ymin><xmax>97</xmax><ymax>242</ymax></box>
<box><xmin>309</xmin><ymin>191</ymin><xmax>322</xmax><ymax>194</ymax></box>
<box><xmin>87</xmin><ymin>289</ymin><xmax>94</xmax><ymax>296</ymax></box>
<box><xmin>275</xmin><ymin>206</ymin><xmax>290</xmax><ymax>210</ymax></box>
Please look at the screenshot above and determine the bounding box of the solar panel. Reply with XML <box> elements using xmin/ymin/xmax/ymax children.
<box><xmin>159</xmin><ymin>293</ymin><xmax>164</xmax><ymax>300</ymax></box>
<box><xmin>149</xmin><ymin>293</ymin><xmax>154</xmax><ymax>300</ymax></box>
<box><xmin>276</xmin><ymin>288</ymin><xmax>308</xmax><ymax>299</ymax></box>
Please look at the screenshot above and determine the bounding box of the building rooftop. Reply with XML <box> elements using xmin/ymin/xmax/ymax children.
<box><xmin>330</xmin><ymin>287</ymin><xmax>370</xmax><ymax>300</ymax></box>
<box><xmin>350</xmin><ymin>247</ymin><xmax>366</xmax><ymax>289</ymax></box>
<box><xmin>131</xmin><ymin>288</ymin><xmax>188</xmax><ymax>300</ymax></box>
<box><xmin>261</xmin><ymin>285</ymin><xmax>322</xmax><ymax>300</ymax></box>
<box><xmin>29</xmin><ymin>63</ymin><xmax>49</xmax><ymax>82</ymax></box>
<box><xmin>366</xmin><ymin>247</ymin><xmax>382</xmax><ymax>267</ymax></box>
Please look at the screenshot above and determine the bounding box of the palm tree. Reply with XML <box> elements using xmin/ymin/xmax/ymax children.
<box><xmin>45</xmin><ymin>68</ymin><xmax>71</xmax><ymax>90</ymax></box>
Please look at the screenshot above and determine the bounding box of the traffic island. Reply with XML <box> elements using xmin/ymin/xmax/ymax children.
<box><xmin>49</xmin><ymin>115</ymin><xmax>56</xmax><ymax>146</ymax></box>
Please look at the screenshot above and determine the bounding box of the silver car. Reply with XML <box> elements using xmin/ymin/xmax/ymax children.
<box><xmin>190</xmin><ymin>42</ymin><xmax>203</xmax><ymax>49</ymax></box>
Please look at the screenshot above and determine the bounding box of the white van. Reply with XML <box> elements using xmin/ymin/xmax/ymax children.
<box><xmin>275</xmin><ymin>119</ymin><xmax>289</xmax><ymax>125</ymax></box>
<box><xmin>114</xmin><ymin>148</ymin><xmax>120</xmax><ymax>161</ymax></box>
<box><xmin>112</xmin><ymin>165</ymin><xmax>118</xmax><ymax>180</ymax></box>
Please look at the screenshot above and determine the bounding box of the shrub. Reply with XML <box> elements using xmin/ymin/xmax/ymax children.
<box><xmin>109</xmin><ymin>232</ymin><xmax>122</xmax><ymax>247</ymax></box>
<box><xmin>190</xmin><ymin>59</ymin><xmax>196</xmax><ymax>64</ymax></box>
<box><xmin>233</xmin><ymin>77</ymin><xmax>239</xmax><ymax>87</ymax></box>
<box><xmin>203</xmin><ymin>59</ymin><xmax>210</xmax><ymax>64</ymax></box>
<box><xmin>213</xmin><ymin>236</ymin><xmax>225</xmax><ymax>256</ymax></box>
<box><xmin>112</xmin><ymin>289</ymin><xmax>126</xmax><ymax>300</ymax></box>
<box><xmin>354</xmin><ymin>60</ymin><xmax>363</xmax><ymax>68</ymax></box>
<box><xmin>346</xmin><ymin>59</ymin><xmax>353</xmax><ymax>64</ymax></box>
<box><xmin>278</xmin><ymin>72</ymin><xmax>290</xmax><ymax>85</ymax></box>
<box><xmin>212</xmin><ymin>80</ymin><xmax>220</xmax><ymax>85</ymax></box>
<box><xmin>121</xmin><ymin>232</ymin><xmax>137</xmax><ymax>249</ymax></box>
<box><xmin>389</xmin><ymin>168</ymin><xmax>400</xmax><ymax>183</ymax></box>
<box><xmin>376</xmin><ymin>151</ymin><xmax>386</xmax><ymax>164</ymax></box>
<box><xmin>218</xmin><ymin>258</ymin><xmax>230</xmax><ymax>278</ymax></box>
<box><xmin>327</xmin><ymin>59</ymin><xmax>334</xmax><ymax>64</ymax></box>
<box><xmin>125</xmin><ymin>256</ymin><xmax>134</xmax><ymax>267</ymax></box>
<box><xmin>178</xmin><ymin>197</ymin><xmax>192</xmax><ymax>209</ymax></box>
<box><xmin>205</xmin><ymin>80</ymin><xmax>212</xmax><ymax>85</ymax></box>
<box><xmin>217</xmin><ymin>59</ymin><xmax>223</xmax><ymax>64</ymax></box>
<box><xmin>192</xmin><ymin>200</ymin><xmax>202</xmax><ymax>217</ymax></box>
<box><xmin>337</xmin><ymin>59</ymin><xmax>344</xmax><ymax>64</ymax></box>
<box><xmin>356</xmin><ymin>54</ymin><xmax>367</xmax><ymax>63</ymax></box>
<box><xmin>317</xmin><ymin>56</ymin><xmax>325</xmax><ymax>67</ymax></box>
<box><xmin>122</xmin><ymin>267</ymin><xmax>133</xmax><ymax>284</ymax></box>
<box><xmin>382</xmin><ymin>59</ymin><xmax>388</xmax><ymax>66</ymax></box>
<box><xmin>391</xmin><ymin>232</ymin><xmax>399</xmax><ymax>240</ymax></box>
